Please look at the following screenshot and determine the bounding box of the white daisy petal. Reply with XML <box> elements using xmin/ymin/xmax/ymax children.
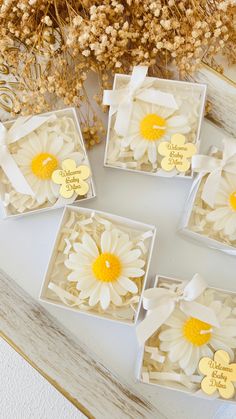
<box><xmin>122</xmin><ymin>267</ymin><xmax>144</xmax><ymax>277</ymax></box>
<box><xmin>133</xmin><ymin>141</ymin><xmax>147</xmax><ymax>160</ymax></box>
<box><xmin>89</xmin><ymin>282</ymin><xmax>102</xmax><ymax>306</ymax></box>
<box><xmin>65</xmin><ymin>228</ymin><xmax>145</xmax><ymax>310</ymax></box>
<box><xmin>109</xmin><ymin>284</ymin><xmax>122</xmax><ymax>305</ymax></box>
<box><xmin>210</xmin><ymin>338</ymin><xmax>234</xmax><ymax>360</ymax></box>
<box><xmin>179</xmin><ymin>344</ymin><xmax>193</xmax><ymax>371</ymax></box>
<box><xmin>11</xmin><ymin>117</ymin><xmax>82</xmax><ymax>210</ymax></box>
<box><xmin>200</xmin><ymin>346</ymin><xmax>213</xmax><ymax>359</ymax></box>
<box><xmin>82</xmin><ymin>233</ymin><xmax>99</xmax><ymax>258</ymax></box>
<box><xmin>224</xmin><ymin>213</ymin><xmax>236</xmax><ymax>235</ymax></box>
<box><xmin>68</xmin><ymin>252</ymin><xmax>91</xmax><ymax>266</ymax></box>
<box><xmin>113</xmin><ymin>281</ymin><xmax>127</xmax><ymax>296</ymax></box>
<box><xmin>125</xmin><ymin>259</ymin><xmax>145</xmax><ymax>269</ymax></box>
<box><xmin>118</xmin><ymin>276</ymin><xmax>138</xmax><ymax>293</ymax></box>
<box><xmin>165</xmin><ymin>315</ymin><xmax>183</xmax><ymax>328</ymax></box>
<box><xmin>101</xmin><ymin>230</ymin><xmax>112</xmax><ymax>253</ymax></box>
<box><xmin>79</xmin><ymin>283</ymin><xmax>98</xmax><ymax>299</ymax></box>
<box><xmin>206</xmin><ymin>207</ymin><xmax>227</xmax><ymax>223</ymax></box>
<box><xmin>168</xmin><ymin>339</ymin><xmax>187</xmax><ymax>363</ymax></box>
<box><xmin>49</xmin><ymin>137</ymin><xmax>63</xmax><ymax>155</ymax></box>
<box><xmin>168</xmin><ymin>115</ymin><xmax>188</xmax><ymax>127</ymax></box>
<box><xmin>159</xmin><ymin>328</ymin><xmax>183</xmax><ymax>341</ymax></box>
<box><xmin>116</xmin><ymin>239</ymin><xmax>133</xmax><ymax>257</ymax></box>
<box><xmin>185</xmin><ymin>346</ymin><xmax>199</xmax><ymax>375</ymax></box>
<box><xmin>100</xmin><ymin>283</ymin><xmax>111</xmax><ymax>310</ymax></box>
<box><xmin>147</xmin><ymin>142</ymin><xmax>157</xmax><ymax>164</ymax></box>
<box><xmin>122</xmin><ymin>134</ymin><xmax>138</xmax><ymax>147</ymax></box>
<box><xmin>75</xmin><ymin>276</ymin><xmax>96</xmax><ymax>290</ymax></box>
<box><xmin>120</xmin><ymin>249</ymin><xmax>141</xmax><ymax>264</ymax></box>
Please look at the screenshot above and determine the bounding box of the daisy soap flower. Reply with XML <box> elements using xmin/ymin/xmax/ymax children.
<box><xmin>136</xmin><ymin>274</ymin><xmax>236</xmax><ymax>401</ymax></box>
<box><xmin>103</xmin><ymin>66</ymin><xmax>206</xmax><ymax>178</ymax></box>
<box><xmin>40</xmin><ymin>206</ymin><xmax>156</xmax><ymax>324</ymax></box>
<box><xmin>181</xmin><ymin>137</ymin><xmax>236</xmax><ymax>255</ymax></box>
<box><xmin>0</xmin><ymin>108</ymin><xmax>95</xmax><ymax>217</ymax></box>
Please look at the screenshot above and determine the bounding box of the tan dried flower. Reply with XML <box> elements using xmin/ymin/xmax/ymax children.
<box><xmin>0</xmin><ymin>0</ymin><xmax>234</xmax><ymax>148</ymax></box>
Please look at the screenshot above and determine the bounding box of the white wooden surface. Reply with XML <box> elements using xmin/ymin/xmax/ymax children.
<box><xmin>194</xmin><ymin>63</ymin><xmax>236</xmax><ymax>136</ymax></box>
<box><xmin>0</xmin><ymin>338</ymin><xmax>83</xmax><ymax>419</ymax></box>
<box><xmin>0</xmin><ymin>269</ymin><xmax>162</xmax><ymax>418</ymax></box>
<box><xmin>0</xmin><ymin>119</ymin><xmax>236</xmax><ymax>418</ymax></box>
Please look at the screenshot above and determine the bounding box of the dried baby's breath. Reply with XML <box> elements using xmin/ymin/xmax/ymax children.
<box><xmin>0</xmin><ymin>1</ymin><xmax>235</xmax><ymax>147</ymax></box>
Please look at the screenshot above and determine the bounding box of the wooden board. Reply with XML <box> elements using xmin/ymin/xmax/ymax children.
<box><xmin>193</xmin><ymin>63</ymin><xmax>236</xmax><ymax>137</ymax></box>
<box><xmin>0</xmin><ymin>268</ymin><xmax>162</xmax><ymax>419</ymax></box>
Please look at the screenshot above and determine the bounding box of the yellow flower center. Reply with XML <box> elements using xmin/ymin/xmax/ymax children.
<box><xmin>31</xmin><ymin>152</ymin><xmax>58</xmax><ymax>180</ymax></box>
<box><xmin>140</xmin><ymin>113</ymin><xmax>166</xmax><ymax>141</ymax></box>
<box><xmin>92</xmin><ymin>252</ymin><xmax>121</xmax><ymax>282</ymax></box>
<box><xmin>183</xmin><ymin>317</ymin><xmax>212</xmax><ymax>346</ymax></box>
<box><xmin>229</xmin><ymin>191</ymin><xmax>236</xmax><ymax>211</ymax></box>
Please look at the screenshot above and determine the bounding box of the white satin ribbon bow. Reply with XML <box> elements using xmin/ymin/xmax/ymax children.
<box><xmin>0</xmin><ymin>114</ymin><xmax>55</xmax><ymax>196</ymax></box>
<box><xmin>192</xmin><ymin>138</ymin><xmax>236</xmax><ymax>207</ymax></box>
<box><xmin>136</xmin><ymin>274</ymin><xmax>220</xmax><ymax>345</ymax></box>
<box><xmin>103</xmin><ymin>65</ymin><xmax>178</xmax><ymax>137</ymax></box>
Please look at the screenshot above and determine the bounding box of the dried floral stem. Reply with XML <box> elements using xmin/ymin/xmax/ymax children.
<box><xmin>0</xmin><ymin>0</ymin><xmax>235</xmax><ymax>147</ymax></box>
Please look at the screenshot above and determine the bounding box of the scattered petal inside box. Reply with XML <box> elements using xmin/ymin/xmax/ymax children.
<box><xmin>141</xmin><ymin>278</ymin><xmax>236</xmax><ymax>397</ymax></box>
<box><xmin>45</xmin><ymin>210</ymin><xmax>154</xmax><ymax>322</ymax></box>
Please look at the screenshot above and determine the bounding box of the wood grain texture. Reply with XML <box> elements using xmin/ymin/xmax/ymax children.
<box><xmin>192</xmin><ymin>63</ymin><xmax>236</xmax><ymax>137</ymax></box>
<box><xmin>0</xmin><ymin>269</ymin><xmax>162</xmax><ymax>419</ymax></box>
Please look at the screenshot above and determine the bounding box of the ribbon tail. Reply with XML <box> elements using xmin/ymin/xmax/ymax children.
<box><xmin>136</xmin><ymin>300</ymin><xmax>175</xmax><ymax>345</ymax></box>
<box><xmin>201</xmin><ymin>169</ymin><xmax>222</xmax><ymax>207</ymax></box>
<box><xmin>129</xmin><ymin>66</ymin><xmax>148</xmax><ymax>88</ymax></box>
<box><xmin>181</xmin><ymin>300</ymin><xmax>220</xmax><ymax>328</ymax></box>
<box><xmin>114</xmin><ymin>99</ymin><xmax>133</xmax><ymax>137</ymax></box>
<box><xmin>184</xmin><ymin>273</ymin><xmax>207</xmax><ymax>301</ymax></box>
<box><xmin>1</xmin><ymin>152</ymin><xmax>34</xmax><ymax>196</ymax></box>
<box><xmin>8</xmin><ymin>114</ymin><xmax>56</xmax><ymax>144</ymax></box>
<box><xmin>136</xmin><ymin>88</ymin><xmax>178</xmax><ymax>109</ymax></box>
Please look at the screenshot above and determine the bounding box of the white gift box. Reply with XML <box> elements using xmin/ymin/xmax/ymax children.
<box><xmin>0</xmin><ymin>107</ymin><xmax>95</xmax><ymax>218</ymax></box>
<box><xmin>180</xmin><ymin>142</ymin><xmax>236</xmax><ymax>256</ymax></box>
<box><xmin>40</xmin><ymin>205</ymin><xmax>156</xmax><ymax>325</ymax></box>
<box><xmin>104</xmin><ymin>67</ymin><xmax>206</xmax><ymax>178</ymax></box>
<box><xmin>136</xmin><ymin>275</ymin><xmax>236</xmax><ymax>402</ymax></box>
